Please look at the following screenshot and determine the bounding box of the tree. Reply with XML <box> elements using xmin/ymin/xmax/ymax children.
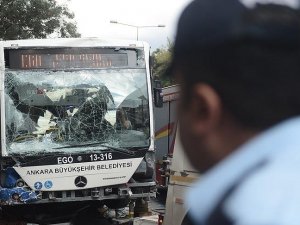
<box><xmin>0</xmin><ymin>0</ymin><xmax>81</xmax><ymax>40</ymax></box>
<box><xmin>151</xmin><ymin>40</ymin><xmax>175</xmax><ymax>87</ymax></box>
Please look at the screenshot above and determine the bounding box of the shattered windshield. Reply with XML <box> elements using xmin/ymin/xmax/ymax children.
<box><xmin>4</xmin><ymin>69</ymin><xmax>150</xmax><ymax>155</ymax></box>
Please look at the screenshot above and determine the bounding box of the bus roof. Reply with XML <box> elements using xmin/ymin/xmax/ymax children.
<box><xmin>2</xmin><ymin>37</ymin><xmax>149</xmax><ymax>49</ymax></box>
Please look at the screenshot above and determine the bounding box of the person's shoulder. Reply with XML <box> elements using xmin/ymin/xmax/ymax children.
<box><xmin>224</xmin><ymin>156</ymin><xmax>300</xmax><ymax>225</ymax></box>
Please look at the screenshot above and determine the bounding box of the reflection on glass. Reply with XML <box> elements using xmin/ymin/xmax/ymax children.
<box><xmin>5</xmin><ymin>69</ymin><xmax>150</xmax><ymax>155</ymax></box>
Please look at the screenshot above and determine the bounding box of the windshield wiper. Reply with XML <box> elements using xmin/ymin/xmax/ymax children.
<box><xmin>53</xmin><ymin>141</ymin><xmax>106</xmax><ymax>149</ymax></box>
<box><xmin>100</xmin><ymin>144</ymin><xmax>135</xmax><ymax>156</ymax></box>
<box><xmin>53</xmin><ymin>142</ymin><xmax>135</xmax><ymax>156</ymax></box>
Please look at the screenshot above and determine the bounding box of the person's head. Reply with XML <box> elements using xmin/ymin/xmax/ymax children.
<box><xmin>171</xmin><ymin>0</ymin><xmax>300</xmax><ymax>172</ymax></box>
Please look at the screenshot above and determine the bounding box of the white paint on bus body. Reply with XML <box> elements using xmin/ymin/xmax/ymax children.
<box><xmin>14</xmin><ymin>157</ymin><xmax>143</xmax><ymax>191</ymax></box>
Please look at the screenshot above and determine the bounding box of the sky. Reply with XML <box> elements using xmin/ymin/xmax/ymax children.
<box><xmin>68</xmin><ymin>0</ymin><xmax>192</xmax><ymax>51</ymax></box>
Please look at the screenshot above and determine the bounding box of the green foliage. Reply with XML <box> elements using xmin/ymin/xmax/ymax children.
<box><xmin>151</xmin><ymin>40</ymin><xmax>175</xmax><ymax>87</ymax></box>
<box><xmin>0</xmin><ymin>0</ymin><xmax>81</xmax><ymax>40</ymax></box>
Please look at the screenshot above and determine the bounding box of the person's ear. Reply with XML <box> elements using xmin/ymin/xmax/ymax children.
<box><xmin>188</xmin><ymin>83</ymin><xmax>222</xmax><ymax>135</ymax></box>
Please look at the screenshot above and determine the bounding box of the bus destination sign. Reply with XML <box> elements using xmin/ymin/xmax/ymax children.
<box><xmin>8</xmin><ymin>49</ymin><xmax>128</xmax><ymax>70</ymax></box>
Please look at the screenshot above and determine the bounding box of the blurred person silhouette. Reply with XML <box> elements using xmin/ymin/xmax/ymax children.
<box><xmin>116</xmin><ymin>108</ymin><xmax>132</xmax><ymax>130</ymax></box>
<box><xmin>170</xmin><ymin>0</ymin><xmax>300</xmax><ymax>224</ymax></box>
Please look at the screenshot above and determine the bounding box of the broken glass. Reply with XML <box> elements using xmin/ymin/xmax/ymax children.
<box><xmin>4</xmin><ymin>69</ymin><xmax>150</xmax><ymax>156</ymax></box>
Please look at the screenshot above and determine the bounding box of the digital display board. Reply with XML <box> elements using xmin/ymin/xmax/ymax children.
<box><xmin>8</xmin><ymin>48</ymin><xmax>129</xmax><ymax>69</ymax></box>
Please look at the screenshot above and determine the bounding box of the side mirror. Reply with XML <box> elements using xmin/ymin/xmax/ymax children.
<box><xmin>153</xmin><ymin>80</ymin><xmax>163</xmax><ymax>108</ymax></box>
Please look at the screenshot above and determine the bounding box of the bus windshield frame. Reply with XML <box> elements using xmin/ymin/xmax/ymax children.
<box><xmin>3</xmin><ymin>47</ymin><xmax>151</xmax><ymax>157</ymax></box>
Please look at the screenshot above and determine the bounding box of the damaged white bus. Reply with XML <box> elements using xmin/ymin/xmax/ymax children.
<box><xmin>0</xmin><ymin>38</ymin><xmax>158</xmax><ymax>224</ymax></box>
